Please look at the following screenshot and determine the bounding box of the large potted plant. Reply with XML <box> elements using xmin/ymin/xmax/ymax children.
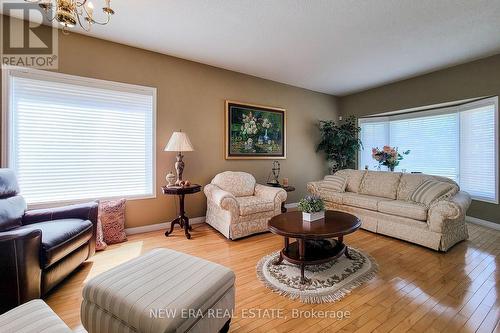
<box><xmin>316</xmin><ymin>116</ymin><xmax>362</xmax><ymax>173</ymax></box>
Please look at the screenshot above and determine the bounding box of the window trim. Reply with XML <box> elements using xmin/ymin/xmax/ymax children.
<box><xmin>2</xmin><ymin>66</ymin><xmax>157</xmax><ymax>208</ymax></box>
<box><xmin>357</xmin><ymin>96</ymin><xmax>499</xmax><ymax>204</ymax></box>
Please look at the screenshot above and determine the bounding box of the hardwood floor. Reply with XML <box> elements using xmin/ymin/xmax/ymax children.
<box><xmin>47</xmin><ymin>222</ymin><xmax>499</xmax><ymax>333</ymax></box>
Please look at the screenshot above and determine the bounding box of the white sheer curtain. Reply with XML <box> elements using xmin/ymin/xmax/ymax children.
<box><xmin>5</xmin><ymin>69</ymin><xmax>156</xmax><ymax>205</ymax></box>
<box><xmin>358</xmin><ymin>97</ymin><xmax>498</xmax><ymax>202</ymax></box>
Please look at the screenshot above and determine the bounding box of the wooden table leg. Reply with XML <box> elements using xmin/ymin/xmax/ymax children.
<box><xmin>179</xmin><ymin>194</ymin><xmax>191</xmax><ymax>239</ymax></box>
<box><xmin>274</xmin><ymin>237</ymin><xmax>289</xmax><ymax>265</ymax></box>
<box><xmin>338</xmin><ymin>235</ymin><xmax>353</xmax><ymax>259</ymax></box>
<box><xmin>183</xmin><ymin>216</ymin><xmax>191</xmax><ymax>239</ymax></box>
<box><xmin>298</xmin><ymin>238</ymin><xmax>307</xmax><ymax>283</ymax></box>
<box><xmin>165</xmin><ymin>217</ymin><xmax>180</xmax><ymax>236</ymax></box>
<box><xmin>281</xmin><ymin>202</ymin><xmax>287</xmax><ymax>213</ymax></box>
<box><xmin>165</xmin><ymin>194</ymin><xmax>192</xmax><ymax>239</ymax></box>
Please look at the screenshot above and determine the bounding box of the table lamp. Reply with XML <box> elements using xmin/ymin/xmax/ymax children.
<box><xmin>164</xmin><ymin>131</ymin><xmax>194</xmax><ymax>185</ymax></box>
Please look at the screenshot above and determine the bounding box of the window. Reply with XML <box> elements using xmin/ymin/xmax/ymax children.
<box><xmin>358</xmin><ymin>97</ymin><xmax>498</xmax><ymax>203</ymax></box>
<box><xmin>2</xmin><ymin>68</ymin><xmax>156</xmax><ymax>205</ymax></box>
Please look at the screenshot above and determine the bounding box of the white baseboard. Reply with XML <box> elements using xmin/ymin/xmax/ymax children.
<box><xmin>466</xmin><ymin>216</ymin><xmax>500</xmax><ymax>231</ymax></box>
<box><xmin>285</xmin><ymin>202</ymin><xmax>298</xmax><ymax>210</ymax></box>
<box><xmin>125</xmin><ymin>216</ymin><xmax>206</xmax><ymax>235</ymax></box>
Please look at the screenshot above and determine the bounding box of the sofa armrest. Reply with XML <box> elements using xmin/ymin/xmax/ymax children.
<box><xmin>307</xmin><ymin>181</ymin><xmax>322</xmax><ymax>196</ymax></box>
<box><xmin>428</xmin><ymin>191</ymin><xmax>471</xmax><ymax>233</ymax></box>
<box><xmin>204</xmin><ymin>184</ymin><xmax>239</xmax><ymax>212</ymax></box>
<box><xmin>23</xmin><ymin>201</ymin><xmax>99</xmax><ymax>258</ymax></box>
<box><xmin>22</xmin><ymin>202</ymin><xmax>98</xmax><ymax>225</ymax></box>
<box><xmin>254</xmin><ymin>184</ymin><xmax>287</xmax><ymax>205</ymax></box>
<box><xmin>0</xmin><ymin>229</ymin><xmax>42</xmax><ymax>313</ymax></box>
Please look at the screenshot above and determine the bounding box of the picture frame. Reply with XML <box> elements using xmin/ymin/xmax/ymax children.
<box><xmin>225</xmin><ymin>100</ymin><xmax>286</xmax><ymax>159</ymax></box>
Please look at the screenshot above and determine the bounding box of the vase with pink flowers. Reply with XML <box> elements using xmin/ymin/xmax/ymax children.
<box><xmin>371</xmin><ymin>146</ymin><xmax>410</xmax><ymax>171</ymax></box>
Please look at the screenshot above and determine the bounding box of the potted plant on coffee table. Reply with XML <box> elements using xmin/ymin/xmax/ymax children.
<box><xmin>298</xmin><ymin>195</ymin><xmax>325</xmax><ymax>222</ymax></box>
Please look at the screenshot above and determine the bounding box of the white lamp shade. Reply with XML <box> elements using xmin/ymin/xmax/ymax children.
<box><xmin>164</xmin><ymin>132</ymin><xmax>194</xmax><ymax>152</ymax></box>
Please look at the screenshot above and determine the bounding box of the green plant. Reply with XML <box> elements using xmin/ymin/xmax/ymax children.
<box><xmin>316</xmin><ymin>115</ymin><xmax>362</xmax><ymax>173</ymax></box>
<box><xmin>298</xmin><ymin>195</ymin><xmax>325</xmax><ymax>213</ymax></box>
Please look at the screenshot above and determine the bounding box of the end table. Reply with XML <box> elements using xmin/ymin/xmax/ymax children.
<box><xmin>161</xmin><ymin>184</ymin><xmax>201</xmax><ymax>239</ymax></box>
<box><xmin>280</xmin><ymin>185</ymin><xmax>296</xmax><ymax>212</ymax></box>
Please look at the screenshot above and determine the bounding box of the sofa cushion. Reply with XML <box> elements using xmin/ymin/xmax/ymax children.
<box><xmin>340</xmin><ymin>169</ymin><xmax>366</xmax><ymax>193</ymax></box>
<box><xmin>378</xmin><ymin>200</ymin><xmax>428</xmax><ymax>221</ymax></box>
<box><xmin>18</xmin><ymin>219</ymin><xmax>92</xmax><ymax>268</ymax></box>
<box><xmin>397</xmin><ymin>174</ymin><xmax>458</xmax><ymax>200</ymax></box>
<box><xmin>342</xmin><ymin>192</ymin><xmax>391</xmax><ymax>211</ymax></box>
<box><xmin>99</xmin><ymin>199</ymin><xmax>127</xmax><ymax>245</ymax></box>
<box><xmin>322</xmin><ymin>174</ymin><xmax>347</xmax><ymax>192</ymax></box>
<box><xmin>212</xmin><ymin>171</ymin><xmax>256</xmax><ymax>197</ymax></box>
<box><xmin>359</xmin><ymin>171</ymin><xmax>402</xmax><ymax>199</ymax></box>
<box><xmin>0</xmin><ymin>195</ymin><xmax>27</xmax><ymax>232</ymax></box>
<box><xmin>410</xmin><ymin>179</ymin><xmax>457</xmax><ymax>206</ymax></box>
<box><xmin>397</xmin><ymin>174</ymin><xmax>431</xmax><ymax>200</ymax></box>
<box><xmin>236</xmin><ymin>196</ymin><xmax>274</xmax><ymax>216</ymax></box>
<box><xmin>319</xmin><ymin>189</ymin><xmax>344</xmax><ymax>204</ymax></box>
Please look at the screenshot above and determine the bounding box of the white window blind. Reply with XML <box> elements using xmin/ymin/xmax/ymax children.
<box><xmin>359</xmin><ymin>119</ymin><xmax>389</xmax><ymax>170</ymax></box>
<box><xmin>358</xmin><ymin>97</ymin><xmax>498</xmax><ymax>203</ymax></box>
<box><xmin>460</xmin><ymin>103</ymin><xmax>497</xmax><ymax>201</ymax></box>
<box><xmin>5</xmin><ymin>69</ymin><xmax>156</xmax><ymax>205</ymax></box>
<box><xmin>389</xmin><ymin>113</ymin><xmax>459</xmax><ymax>181</ymax></box>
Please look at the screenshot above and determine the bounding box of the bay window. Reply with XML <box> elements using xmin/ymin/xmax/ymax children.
<box><xmin>358</xmin><ymin>97</ymin><xmax>498</xmax><ymax>203</ymax></box>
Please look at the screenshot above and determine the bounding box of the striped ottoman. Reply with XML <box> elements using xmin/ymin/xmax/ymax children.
<box><xmin>0</xmin><ymin>299</ymin><xmax>71</xmax><ymax>333</ymax></box>
<box><xmin>81</xmin><ymin>248</ymin><xmax>235</xmax><ymax>333</ymax></box>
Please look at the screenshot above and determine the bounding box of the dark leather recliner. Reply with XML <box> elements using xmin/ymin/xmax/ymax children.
<box><xmin>0</xmin><ymin>169</ymin><xmax>97</xmax><ymax>314</ymax></box>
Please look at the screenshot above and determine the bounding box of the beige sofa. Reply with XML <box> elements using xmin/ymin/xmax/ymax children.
<box><xmin>307</xmin><ymin>170</ymin><xmax>471</xmax><ymax>251</ymax></box>
<box><xmin>204</xmin><ymin>171</ymin><xmax>287</xmax><ymax>239</ymax></box>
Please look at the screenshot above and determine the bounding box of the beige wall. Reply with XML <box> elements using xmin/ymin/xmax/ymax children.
<box><xmin>1</xmin><ymin>27</ymin><xmax>338</xmax><ymax>228</ymax></box>
<box><xmin>339</xmin><ymin>54</ymin><xmax>500</xmax><ymax>224</ymax></box>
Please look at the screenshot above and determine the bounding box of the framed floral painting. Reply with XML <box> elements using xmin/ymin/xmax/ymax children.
<box><xmin>225</xmin><ymin>100</ymin><xmax>286</xmax><ymax>159</ymax></box>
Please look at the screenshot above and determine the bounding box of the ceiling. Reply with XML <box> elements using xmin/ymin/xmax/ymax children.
<box><xmin>6</xmin><ymin>0</ymin><xmax>500</xmax><ymax>95</ymax></box>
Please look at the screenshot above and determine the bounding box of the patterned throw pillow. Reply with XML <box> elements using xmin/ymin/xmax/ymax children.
<box><xmin>95</xmin><ymin>218</ymin><xmax>107</xmax><ymax>251</ymax></box>
<box><xmin>99</xmin><ymin>199</ymin><xmax>127</xmax><ymax>245</ymax></box>
<box><xmin>409</xmin><ymin>180</ymin><xmax>455</xmax><ymax>206</ymax></box>
<box><xmin>322</xmin><ymin>174</ymin><xmax>348</xmax><ymax>192</ymax></box>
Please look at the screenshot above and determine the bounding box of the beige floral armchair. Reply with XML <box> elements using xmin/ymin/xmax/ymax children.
<box><xmin>204</xmin><ymin>171</ymin><xmax>287</xmax><ymax>239</ymax></box>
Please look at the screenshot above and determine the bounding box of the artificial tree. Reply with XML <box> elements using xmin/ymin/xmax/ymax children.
<box><xmin>316</xmin><ymin>115</ymin><xmax>362</xmax><ymax>173</ymax></box>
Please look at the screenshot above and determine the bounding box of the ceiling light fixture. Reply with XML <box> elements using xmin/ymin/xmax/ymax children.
<box><xmin>25</xmin><ymin>0</ymin><xmax>115</xmax><ymax>33</ymax></box>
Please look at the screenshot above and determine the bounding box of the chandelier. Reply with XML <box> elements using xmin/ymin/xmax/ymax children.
<box><xmin>25</xmin><ymin>0</ymin><xmax>115</xmax><ymax>32</ymax></box>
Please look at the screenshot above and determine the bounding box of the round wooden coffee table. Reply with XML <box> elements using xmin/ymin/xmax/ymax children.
<box><xmin>269</xmin><ymin>210</ymin><xmax>361</xmax><ymax>283</ymax></box>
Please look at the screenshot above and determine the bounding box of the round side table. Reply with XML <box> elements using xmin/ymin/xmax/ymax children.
<box><xmin>161</xmin><ymin>184</ymin><xmax>201</xmax><ymax>239</ymax></box>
